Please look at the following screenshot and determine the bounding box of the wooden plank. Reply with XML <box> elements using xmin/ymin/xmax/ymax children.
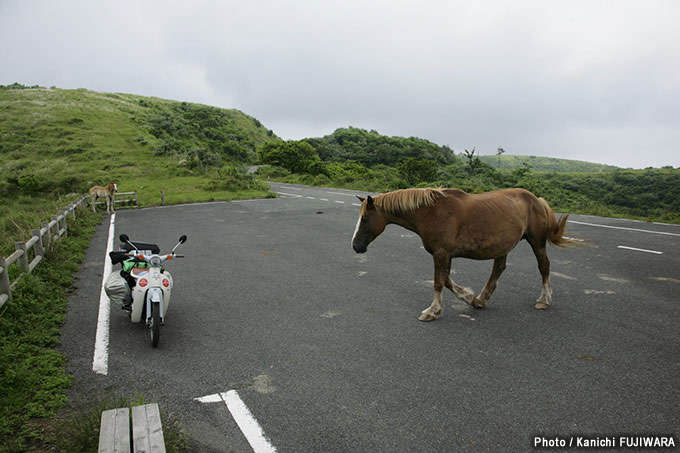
<box><xmin>131</xmin><ymin>404</ymin><xmax>166</xmax><ymax>453</ymax></box>
<box><xmin>99</xmin><ymin>407</ymin><xmax>131</xmax><ymax>453</ymax></box>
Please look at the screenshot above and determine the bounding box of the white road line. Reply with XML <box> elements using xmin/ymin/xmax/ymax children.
<box><xmin>617</xmin><ymin>245</ymin><xmax>663</xmax><ymax>255</ymax></box>
<box><xmin>568</xmin><ymin>220</ymin><xmax>680</xmax><ymax>237</ymax></box>
<box><xmin>320</xmin><ymin>198</ymin><xmax>329</xmax><ymax>201</ymax></box>
<box><xmin>326</xmin><ymin>191</ymin><xmax>357</xmax><ymax>197</ymax></box>
<box><xmin>352</xmin><ymin>203</ymin><xmax>361</xmax><ymax>207</ymax></box>
<box><xmin>335</xmin><ymin>200</ymin><xmax>345</xmax><ymax>204</ymax></box>
<box><xmin>276</xmin><ymin>192</ymin><xmax>302</xmax><ymax>198</ymax></box>
<box><xmin>92</xmin><ymin>213</ymin><xmax>115</xmax><ymax>375</ymax></box>
<box><xmin>221</xmin><ymin>391</ymin><xmax>277</xmax><ymax>453</ymax></box>
<box><xmin>306</xmin><ymin>196</ymin><xmax>315</xmax><ymax>200</ymax></box>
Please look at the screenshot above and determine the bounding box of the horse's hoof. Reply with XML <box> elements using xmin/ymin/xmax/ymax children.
<box><xmin>418</xmin><ymin>313</ymin><xmax>437</xmax><ymax>322</ymax></box>
<box><xmin>534</xmin><ymin>302</ymin><xmax>549</xmax><ymax>310</ymax></box>
<box><xmin>471</xmin><ymin>298</ymin><xmax>486</xmax><ymax>309</ymax></box>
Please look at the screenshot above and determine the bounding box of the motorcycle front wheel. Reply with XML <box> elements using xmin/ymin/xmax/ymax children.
<box><xmin>150</xmin><ymin>301</ymin><xmax>160</xmax><ymax>347</ymax></box>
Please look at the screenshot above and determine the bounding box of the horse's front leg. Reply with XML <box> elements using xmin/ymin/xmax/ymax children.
<box><xmin>419</xmin><ymin>252</ymin><xmax>452</xmax><ymax>322</ymax></box>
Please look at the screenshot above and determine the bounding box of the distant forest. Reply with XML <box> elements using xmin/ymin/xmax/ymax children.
<box><xmin>257</xmin><ymin>127</ymin><xmax>680</xmax><ymax>223</ymax></box>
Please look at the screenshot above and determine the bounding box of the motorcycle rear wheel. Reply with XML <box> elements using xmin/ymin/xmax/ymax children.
<box><xmin>150</xmin><ymin>301</ymin><xmax>160</xmax><ymax>347</ymax></box>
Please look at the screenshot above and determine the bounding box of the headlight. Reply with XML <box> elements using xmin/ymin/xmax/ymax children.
<box><xmin>150</xmin><ymin>256</ymin><xmax>161</xmax><ymax>266</ymax></box>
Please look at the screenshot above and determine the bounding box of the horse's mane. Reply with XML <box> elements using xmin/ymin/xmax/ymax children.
<box><xmin>373</xmin><ymin>188</ymin><xmax>445</xmax><ymax>216</ymax></box>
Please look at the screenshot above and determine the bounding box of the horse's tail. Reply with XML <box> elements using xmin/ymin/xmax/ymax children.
<box><xmin>538</xmin><ymin>197</ymin><xmax>578</xmax><ymax>247</ymax></box>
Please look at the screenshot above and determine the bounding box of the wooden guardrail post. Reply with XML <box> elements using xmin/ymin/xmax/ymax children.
<box><xmin>50</xmin><ymin>216</ymin><xmax>59</xmax><ymax>243</ymax></box>
<box><xmin>41</xmin><ymin>221</ymin><xmax>51</xmax><ymax>250</ymax></box>
<box><xmin>61</xmin><ymin>211</ymin><xmax>68</xmax><ymax>238</ymax></box>
<box><xmin>15</xmin><ymin>242</ymin><xmax>29</xmax><ymax>272</ymax></box>
<box><xmin>30</xmin><ymin>229</ymin><xmax>45</xmax><ymax>271</ymax></box>
<box><xmin>0</xmin><ymin>256</ymin><xmax>11</xmax><ymax>306</ymax></box>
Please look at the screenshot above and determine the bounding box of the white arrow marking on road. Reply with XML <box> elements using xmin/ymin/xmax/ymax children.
<box><xmin>195</xmin><ymin>391</ymin><xmax>276</xmax><ymax>453</ymax></box>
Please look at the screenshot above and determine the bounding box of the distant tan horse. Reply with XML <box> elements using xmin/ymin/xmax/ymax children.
<box><xmin>352</xmin><ymin>187</ymin><xmax>577</xmax><ymax>321</ymax></box>
<box><xmin>89</xmin><ymin>181</ymin><xmax>117</xmax><ymax>214</ymax></box>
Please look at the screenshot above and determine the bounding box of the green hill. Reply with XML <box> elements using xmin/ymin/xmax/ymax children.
<box><xmin>303</xmin><ymin>127</ymin><xmax>457</xmax><ymax>167</ymax></box>
<box><xmin>477</xmin><ymin>154</ymin><xmax>619</xmax><ymax>172</ymax></box>
<box><xmin>0</xmin><ymin>84</ymin><xmax>278</xmax><ymax>253</ymax></box>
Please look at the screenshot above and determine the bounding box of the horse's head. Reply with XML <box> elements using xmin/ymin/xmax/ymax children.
<box><xmin>112</xmin><ymin>181</ymin><xmax>118</xmax><ymax>192</ymax></box>
<box><xmin>352</xmin><ymin>195</ymin><xmax>387</xmax><ymax>253</ymax></box>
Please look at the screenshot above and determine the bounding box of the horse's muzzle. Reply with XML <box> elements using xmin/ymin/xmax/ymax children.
<box><xmin>352</xmin><ymin>243</ymin><xmax>367</xmax><ymax>254</ymax></box>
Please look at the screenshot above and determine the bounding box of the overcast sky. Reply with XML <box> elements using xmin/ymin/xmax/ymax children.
<box><xmin>1</xmin><ymin>0</ymin><xmax>678</xmax><ymax>168</ymax></box>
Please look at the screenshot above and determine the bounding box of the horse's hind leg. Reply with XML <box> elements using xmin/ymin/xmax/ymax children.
<box><xmin>475</xmin><ymin>255</ymin><xmax>507</xmax><ymax>307</ymax></box>
<box><xmin>91</xmin><ymin>195</ymin><xmax>97</xmax><ymax>213</ymax></box>
<box><xmin>530</xmin><ymin>242</ymin><xmax>552</xmax><ymax>309</ymax></box>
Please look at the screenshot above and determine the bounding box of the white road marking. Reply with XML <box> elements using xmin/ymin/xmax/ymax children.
<box><xmin>320</xmin><ymin>198</ymin><xmax>329</xmax><ymax>201</ymax></box>
<box><xmin>552</xmin><ymin>272</ymin><xmax>576</xmax><ymax>280</ymax></box>
<box><xmin>306</xmin><ymin>196</ymin><xmax>315</xmax><ymax>199</ymax></box>
<box><xmin>352</xmin><ymin>203</ymin><xmax>361</xmax><ymax>206</ymax></box>
<box><xmin>326</xmin><ymin>191</ymin><xmax>357</xmax><ymax>197</ymax></box>
<box><xmin>568</xmin><ymin>220</ymin><xmax>680</xmax><ymax>237</ymax></box>
<box><xmin>275</xmin><ymin>192</ymin><xmax>302</xmax><ymax>198</ymax></box>
<box><xmin>617</xmin><ymin>245</ymin><xmax>663</xmax><ymax>255</ymax></box>
<box><xmin>195</xmin><ymin>391</ymin><xmax>277</xmax><ymax>453</ymax></box>
<box><xmin>195</xmin><ymin>394</ymin><xmax>223</xmax><ymax>403</ymax></box>
<box><xmin>92</xmin><ymin>213</ymin><xmax>115</xmax><ymax>375</ymax></box>
<box><xmin>335</xmin><ymin>200</ymin><xmax>345</xmax><ymax>204</ymax></box>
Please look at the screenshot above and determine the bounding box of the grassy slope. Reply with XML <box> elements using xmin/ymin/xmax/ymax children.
<box><xmin>477</xmin><ymin>154</ymin><xmax>619</xmax><ymax>172</ymax></box>
<box><xmin>0</xmin><ymin>87</ymin><xmax>277</xmax><ymax>254</ymax></box>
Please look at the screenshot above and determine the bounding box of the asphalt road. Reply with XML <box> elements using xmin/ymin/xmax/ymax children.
<box><xmin>61</xmin><ymin>182</ymin><xmax>680</xmax><ymax>452</ymax></box>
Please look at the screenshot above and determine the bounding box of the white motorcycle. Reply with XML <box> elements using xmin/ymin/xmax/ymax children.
<box><xmin>108</xmin><ymin>234</ymin><xmax>187</xmax><ymax>347</ymax></box>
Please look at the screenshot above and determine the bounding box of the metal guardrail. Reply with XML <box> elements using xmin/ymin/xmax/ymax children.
<box><xmin>0</xmin><ymin>194</ymin><xmax>89</xmax><ymax>312</ymax></box>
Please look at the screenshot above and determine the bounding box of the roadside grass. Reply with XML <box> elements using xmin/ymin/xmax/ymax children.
<box><xmin>34</xmin><ymin>393</ymin><xmax>189</xmax><ymax>452</ymax></box>
<box><xmin>0</xmin><ymin>212</ymin><xmax>99</xmax><ymax>452</ymax></box>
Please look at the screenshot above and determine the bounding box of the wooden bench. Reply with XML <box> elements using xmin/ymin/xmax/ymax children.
<box><xmin>99</xmin><ymin>403</ymin><xmax>166</xmax><ymax>453</ymax></box>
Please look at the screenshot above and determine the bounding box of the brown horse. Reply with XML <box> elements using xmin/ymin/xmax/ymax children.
<box><xmin>351</xmin><ymin>187</ymin><xmax>576</xmax><ymax>321</ymax></box>
<box><xmin>89</xmin><ymin>181</ymin><xmax>117</xmax><ymax>214</ymax></box>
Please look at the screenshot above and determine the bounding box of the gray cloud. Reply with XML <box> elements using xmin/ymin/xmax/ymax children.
<box><xmin>2</xmin><ymin>0</ymin><xmax>679</xmax><ymax>168</ymax></box>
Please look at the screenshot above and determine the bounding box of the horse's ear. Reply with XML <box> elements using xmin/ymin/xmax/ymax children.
<box><xmin>366</xmin><ymin>195</ymin><xmax>375</xmax><ymax>210</ymax></box>
<box><xmin>356</xmin><ymin>196</ymin><xmax>365</xmax><ymax>203</ymax></box>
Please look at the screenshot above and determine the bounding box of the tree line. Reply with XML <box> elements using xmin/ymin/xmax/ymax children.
<box><xmin>256</xmin><ymin>128</ymin><xmax>680</xmax><ymax>224</ymax></box>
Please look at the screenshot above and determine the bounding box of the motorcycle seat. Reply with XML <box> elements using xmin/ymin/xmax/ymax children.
<box><xmin>120</xmin><ymin>240</ymin><xmax>160</xmax><ymax>254</ymax></box>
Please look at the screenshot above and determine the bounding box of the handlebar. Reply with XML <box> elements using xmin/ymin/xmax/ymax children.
<box><xmin>117</xmin><ymin>234</ymin><xmax>187</xmax><ymax>266</ymax></box>
<box><xmin>123</xmin><ymin>252</ymin><xmax>184</xmax><ymax>263</ymax></box>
